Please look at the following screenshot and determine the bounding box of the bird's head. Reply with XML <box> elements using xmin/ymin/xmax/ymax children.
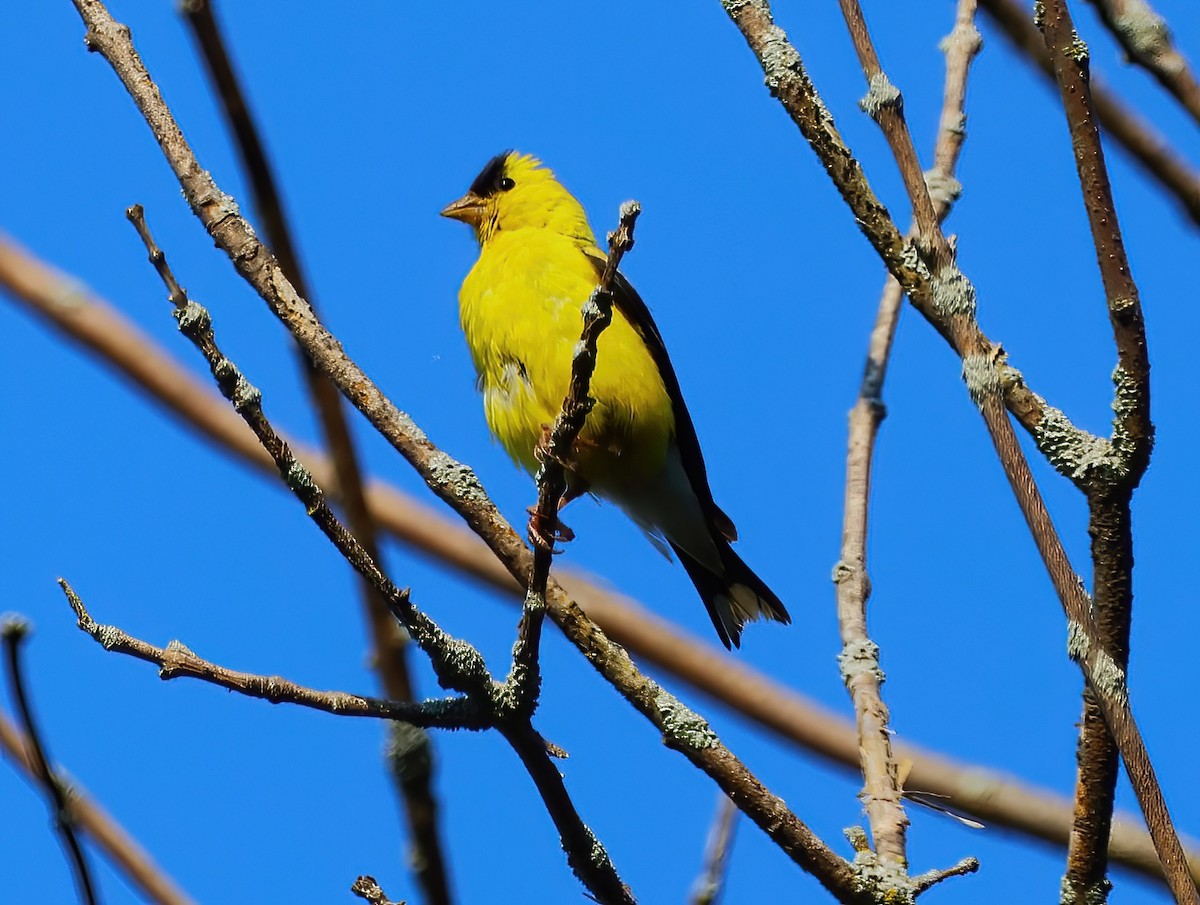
<box><xmin>441</xmin><ymin>151</ymin><xmax>594</xmax><ymax>246</ymax></box>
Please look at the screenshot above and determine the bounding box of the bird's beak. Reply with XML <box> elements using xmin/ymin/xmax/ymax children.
<box><xmin>440</xmin><ymin>192</ymin><xmax>486</xmax><ymax>227</ymax></box>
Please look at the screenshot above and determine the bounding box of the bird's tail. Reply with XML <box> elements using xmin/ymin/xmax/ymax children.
<box><xmin>670</xmin><ymin>537</ymin><xmax>790</xmax><ymax>649</ymax></box>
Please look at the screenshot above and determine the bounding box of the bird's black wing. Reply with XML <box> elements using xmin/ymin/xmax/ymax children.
<box><xmin>592</xmin><ymin>258</ymin><xmax>738</xmax><ymax>542</ymax></box>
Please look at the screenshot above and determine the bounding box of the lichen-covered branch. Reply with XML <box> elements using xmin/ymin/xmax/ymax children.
<box><xmin>832</xmin><ymin>0</ymin><xmax>981</xmax><ymax>877</ymax></box>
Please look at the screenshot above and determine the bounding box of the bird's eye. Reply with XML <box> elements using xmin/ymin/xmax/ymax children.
<box><xmin>499</xmin><ymin>177</ymin><xmax>516</xmax><ymax>191</ymax></box>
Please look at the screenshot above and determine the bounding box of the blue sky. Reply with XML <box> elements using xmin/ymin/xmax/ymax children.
<box><xmin>3</xmin><ymin>2</ymin><xmax>1198</xmax><ymax>903</ymax></box>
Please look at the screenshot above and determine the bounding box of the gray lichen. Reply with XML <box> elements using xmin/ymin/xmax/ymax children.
<box><xmin>426</xmin><ymin>452</ymin><xmax>490</xmax><ymax>506</ymax></box>
<box><xmin>961</xmin><ymin>353</ymin><xmax>1000</xmax><ymax>408</ymax></box>
<box><xmin>930</xmin><ymin>265</ymin><xmax>977</xmax><ymax>320</ymax></box>
<box><xmin>655</xmin><ymin>686</ymin><xmax>719</xmax><ymax>750</ymax></box>
<box><xmin>859</xmin><ymin>72</ymin><xmax>901</xmax><ymax>119</ymax></box>
<box><xmin>838</xmin><ymin>639</ymin><xmax>884</xmax><ymax>687</ymax></box>
<box><xmin>1032</xmin><ymin>402</ymin><xmax>1119</xmax><ymax>484</ymax></box>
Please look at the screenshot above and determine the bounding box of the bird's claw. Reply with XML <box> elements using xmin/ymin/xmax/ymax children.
<box><xmin>527</xmin><ymin>506</ymin><xmax>575</xmax><ymax>551</ymax></box>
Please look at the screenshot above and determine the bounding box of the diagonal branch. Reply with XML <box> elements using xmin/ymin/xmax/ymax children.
<box><xmin>60</xmin><ymin>582</ymin><xmax>485</xmax><ymax>728</ymax></box>
<box><xmin>123</xmin><ymin>204</ymin><xmax>633</xmax><ymax>904</ymax></box>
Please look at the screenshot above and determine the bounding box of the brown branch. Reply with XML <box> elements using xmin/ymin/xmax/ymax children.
<box><xmin>0</xmin><ymin>708</ymin><xmax>195</xmax><ymax>905</ymax></box>
<box><xmin>508</xmin><ymin>202</ymin><xmax>640</xmax><ymax>717</ymax></box>
<box><xmin>1085</xmin><ymin>0</ymin><xmax>1200</xmax><ymax>127</ymax></box>
<box><xmin>832</xmin><ymin>0</ymin><xmax>981</xmax><ymax>875</ymax></box>
<box><xmin>2</xmin><ymin>234</ymin><xmax>1197</xmax><ymax>890</ymax></box>
<box><xmin>979</xmin><ymin>0</ymin><xmax>1200</xmax><ymax>226</ymax></box>
<box><xmin>69</xmin><ymin>4</ymin><xmax>862</xmax><ymax>897</ymax></box>
<box><xmin>60</xmin><ymin>581</ymin><xmax>485</xmax><ymax>729</ymax></box>
<box><xmin>1036</xmin><ymin>2</ymin><xmax>1158</xmax><ymax>899</ymax></box>
<box><xmin>122</xmin><ymin>205</ymin><xmax>633</xmax><ymax>904</ymax></box>
<box><xmin>719</xmin><ymin>1</ymin><xmax>1194</xmax><ymax>899</ymax></box>
<box><xmin>2</xmin><ymin>617</ymin><xmax>99</xmax><ymax>905</ymax></box>
<box><xmin>175</xmin><ymin>4</ymin><xmax>447</xmax><ymax>898</ymax></box>
<box><xmin>691</xmin><ymin>795</ymin><xmax>738</xmax><ymax>905</ymax></box>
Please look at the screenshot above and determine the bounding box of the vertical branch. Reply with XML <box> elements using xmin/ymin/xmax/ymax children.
<box><xmin>177</xmin><ymin>3</ymin><xmax>448</xmax><ymax>899</ymax></box>
<box><xmin>833</xmin><ymin>0</ymin><xmax>981</xmax><ymax>871</ymax></box>
<box><xmin>506</xmin><ymin>203</ymin><xmax>641</xmax><ymax>712</ymax></box>
<box><xmin>1036</xmin><ymin>1</ymin><xmax>1156</xmax><ymax>900</ymax></box>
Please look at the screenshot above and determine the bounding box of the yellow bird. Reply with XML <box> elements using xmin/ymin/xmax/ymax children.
<box><xmin>442</xmin><ymin>151</ymin><xmax>789</xmax><ymax>648</ymax></box>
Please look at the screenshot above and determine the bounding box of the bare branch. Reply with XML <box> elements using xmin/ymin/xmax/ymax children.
<box><xmin>507</xmin><ymin>201</ymin><xmax>641</xmax><ymax>716</ymax></box>
<box><xmin>2</xmin><ymin>616</ymin><xmax>99</xmax><ymax>905</ymax></box>
<box><xmin>121</xmin><ymin>204</ymin><xmax>633</xmax><ymax>903</ymax></box>
<box><xmin>832</xmin><ymin>0</ymin><xmax>982</xmax><ymax>874</ymax></box>
<box><xmin>1035</xmin><ymin>1</ymin><xmax>1160</xmax><ymax>898</ymax></box>
<box><xmin>911</xmin><ymin>857</ymin><xmax>981</xmax><ymax>894</ymax></box>
<box><xmin>59</xmin><ymin>581</ymin><xmax>485</xmax><ymax>729</ymax></box>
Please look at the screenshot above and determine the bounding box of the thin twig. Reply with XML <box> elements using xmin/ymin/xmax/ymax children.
<box><xmin>691</xmin><ymin>795</ymin><xmax>739</xmax><ymax>905</ymax></box>
<box><xmin>834</xmin><ymin>0</ymin><xmax>983</xmax><ymax>874</ymax></box>
<box><xmin>175</xmin><ymin>4</ymin><xmax>447</xmax><ymax>896</ymax></box>
<box><xmin>72</xmin><ymin>6</ymin><xmax>860</xmax><ymax>896</ymax></box>
<box><xmin>59</xmin><ymin>581</ymin><xmax>485</xmax><ymax>728</ymax></box>
<box><xmin>0</xmin><ymin>708</ymin><xmax>195</xmax><ymax>905</ymax></box>
<box><xmin>2</xmin><ymin>230</ymin><xmax>1197</xmax><ymax>893</ymax></box>
<box><xmin>506</xmin><ymin>202</ymin><xmax>641</xmax><ymax>715</ymax></box>
<box><xmin>719</xmin><ymin>1</ymin><xmax>1193</xmax><ymax>897</ymax></box>
<box><xmin>979</xmin><ymin>0</ymin><xmax>1200</xmax><ymax>226</ymax></box>
<box><xmin>1085</xmin><ymin>0</ymin><xmax>1200</xmax><ymax>127</ymax></box>
<box><xmin>2</xmin><ymin>616</ymin><xmax>99</xmax><ymax>905</ymax></box>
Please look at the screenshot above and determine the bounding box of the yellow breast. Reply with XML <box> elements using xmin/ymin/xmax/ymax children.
<box><xmin>459</xmin><ymin>228</ymin><xmax>674</xmax><ymax>493</ymax></box>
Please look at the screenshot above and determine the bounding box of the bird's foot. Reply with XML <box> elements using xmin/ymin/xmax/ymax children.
<box><xmin>527</xmin><ymin>506</ymin><xmax>575</xmax><ymax>551</ymax></box>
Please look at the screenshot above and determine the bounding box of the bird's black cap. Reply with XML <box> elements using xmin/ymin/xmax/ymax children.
<box><xmin>468</xmin><ymin>150</ymin><xmax>513</xmax><ymax>197</ymax></box>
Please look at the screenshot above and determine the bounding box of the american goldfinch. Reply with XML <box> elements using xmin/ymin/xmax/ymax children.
<box><xmin>442</xmin><ymin>152</ymin><xmax>789</xmax><ymax>648</ymax></box>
